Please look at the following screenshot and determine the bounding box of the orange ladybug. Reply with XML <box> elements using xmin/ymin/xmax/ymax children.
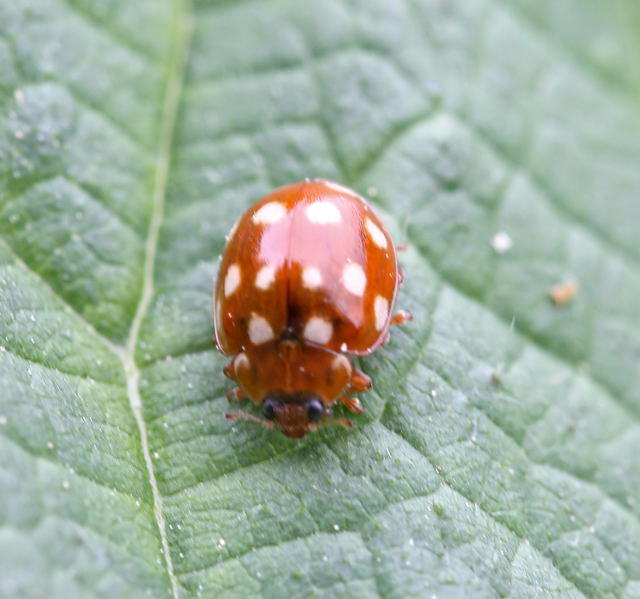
<box><xmin>213</xmin><ymin>180</ymin><xmax>411</xmax><ymax>438</ymax></box>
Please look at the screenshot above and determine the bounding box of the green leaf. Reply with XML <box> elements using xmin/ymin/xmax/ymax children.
<box><xmin>1</xmin><ymin>1</ymin><xmax>640</xmax><ymax>598</ymax></box>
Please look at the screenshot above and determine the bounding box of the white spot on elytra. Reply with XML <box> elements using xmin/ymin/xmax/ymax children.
<box><xmin>302</xmin><ymin>265</ymin><xmax>322</xmax><ymax>289</ymax></box>
<box><xmin>304</xmin><ymin>316</ymin><xmax>333</xmax><ymax>344</ymax></box>
<box><xmin>366</xmin><ymin>218</ymin><xmax>387</xmax><ymax>249</ymax></box>
<box><xmin>234</xmin><ymin>353</ymin><xmax>249</xmax><ymax>371</ymax></box>
<box><xmin>332</xmin><ymin>354</ymin><xmax>351</xmax><ymax>374</ymax></box>
<box><xmin>248</xmin><ymin>313</ymin><xmax>274</xmax><ymax>345</ymax></box>
<box><xmin>224</xmin><ymin>263</ymin><xmax>241</xmax><ymax>296</ymax></box>
<box><xmin>255</xmin><ymin>265</ymin><xmax>276</xmax><ymax>290</ymax></box>
<box><xmin>340</xmin><ymin>342</ymin><xmax>348</xmax><ymax>352</ymax></box>
<box><xmin>374</xmin><ymin>296</ymin><xmax>389</xmax><ymax>331</ymax></box>
<box><xmin>342</xmin><ymin>263</ymin><xmax>366</xmax><ymax>296</ymax></box>
<box><xmin>306</xmin><ymin>201</ymin><xmax>341</xmax><ymax>224</ymax></box>
<box><xmin>252</xmin><ymin>201</ymin><xmax>287</xmax><ymax>225</ymax></box>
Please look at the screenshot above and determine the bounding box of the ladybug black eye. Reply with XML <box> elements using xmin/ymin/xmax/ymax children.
<box><xmin>306</xmin><ymin>398</ymin><xmax>324</xmax><ymax>421</ymax></box>
<box><xmin>262</xmin><ymin>399</ymin><xmax>280</xmax><ymax>420</ymax></box>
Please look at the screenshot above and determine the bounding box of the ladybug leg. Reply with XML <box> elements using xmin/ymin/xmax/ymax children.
<box><xmin>226</xmin><ymin>387</ymin><xmax>245</xmax><ymax>401</ymax></box>
<box><xmin>329</xmin><ymin>417</ymin><xmax>353</xmax><ymax>430</ymax></box>
<box><xmin>339</xmin><ymin>396</ymin><xmax>364</xmax><ymax>414</ymax></box>
<box><xmin>398</xmin><ymin>266</ymin><xmax>405</xmax><ymax>285</ymax></box>
<box><xmin>313</xmin><ymin>417</ymin><xmax>353</xmax><ymax>431</ymax></box>
<box><xmin>396</xmin><ymin>243</ymin><xmax>407</xmax><ymax>252</ymax></box>
<box><xmin>223</xmin><ymin>359</ymin><xmax>236</xmax><ymax>380</ymax></box>
<box><xmin>348</xmin><ymin>369</ymin><xmax>372</xmax><ymax>393</ymax></box>
<box><xmin>390</xmin><ymin>310</ymin><xmax>413</xmax><ymax>326</ymax></box>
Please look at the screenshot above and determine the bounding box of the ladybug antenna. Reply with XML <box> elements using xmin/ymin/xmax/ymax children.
<box><xmin>225</xmin><ymin>411</ymin><xmax>275</xmax><ymax>429</ymax></box>
<box><xmin>311</xmin><ymin>417</ymin><xmax>353</xmax><ymax>431</ymax></box>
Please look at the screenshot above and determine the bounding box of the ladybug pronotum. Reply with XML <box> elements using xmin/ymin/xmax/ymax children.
<box><xmin>213</xmin><ymin>180</ymin><xmax>411</xmax><ymax>438</ymax></box>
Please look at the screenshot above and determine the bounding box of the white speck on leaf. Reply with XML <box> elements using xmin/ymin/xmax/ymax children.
<box><xmin>491</xmin><ymin>232</ymin><xmax>512</xmax><ymax>253</ymax></box>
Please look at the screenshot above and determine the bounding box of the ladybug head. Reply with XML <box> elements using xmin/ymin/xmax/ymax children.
<box><xmin>226</xmin><ymin>390</ymin><xmax>352</xmax><ymax>438</ymax></box>
<box><xmin>225</xmin><ymin>343</ymin><xmax>355</xmax><ymax>437</ymax></box>
<box><xmin>261</xmin><ymin>392</ymin><xmax>328</xmax><ymax>438</ymax></box>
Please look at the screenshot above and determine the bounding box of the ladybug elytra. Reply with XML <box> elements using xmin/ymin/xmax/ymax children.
<box><xmin>213</xmin><ymin>180</ymin><xmax>411</xmax><ymax>438</ymax></box>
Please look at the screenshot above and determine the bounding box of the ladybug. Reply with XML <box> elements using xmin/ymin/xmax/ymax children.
<box><xmin>213</xmin><ymin>180</ymin><xmax>411</xmax><ymax>438</ymax></box>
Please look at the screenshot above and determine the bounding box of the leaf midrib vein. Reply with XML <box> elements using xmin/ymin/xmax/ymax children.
<box><xmin>2</xmin><ymin>2</ymin><xmax>637</xmax><ymax>594</ymax></box>
<box><xmin>119</xmin><ymin>2</ymin><xmax>192</xmax><ymax>598</ymax></box>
